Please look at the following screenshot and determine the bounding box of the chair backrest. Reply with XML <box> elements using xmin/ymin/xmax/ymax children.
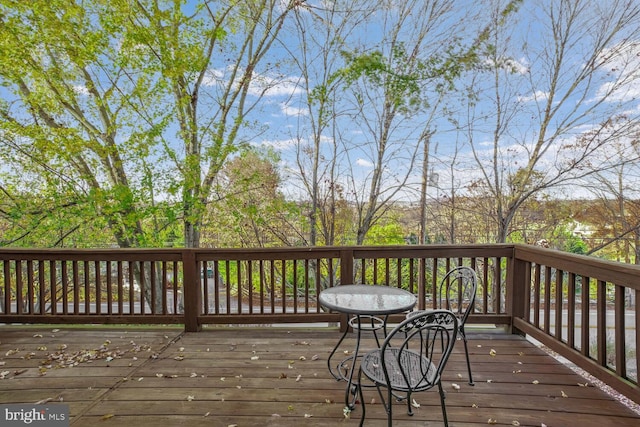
<box><xmin>437</xmin><ymin>266</ymin><xmax>478</xmax><ymax>326</ymax></box>
<box><xmin>380</xmin><ymin>310</ymin><xmax>458</xmax><ymax>391</ymax></box>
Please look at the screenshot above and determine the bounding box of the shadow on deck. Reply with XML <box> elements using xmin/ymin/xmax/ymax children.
<box><xmin>1</xmin><ymin>326</ymin><xmax>639</xmax><ymax>426</ymax></box>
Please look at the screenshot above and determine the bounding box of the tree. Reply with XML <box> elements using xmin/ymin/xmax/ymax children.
<box><xmin>585</xmin><ymin>149</ymin><xmax>640</xmax><ymax>263</ymax></box>
<box><xmin>460</xmin><ymin>0</ymin><xmax>640</xmax><ymax>243</ymax></box>
<box><xmin>202</xmin><ymin>148</ymin><xmax>303</xmax><ymax>247</ymax></box>
<box><xmin>284</xmin><ymin>0</ymin><xmax>378</xmax><ymax>246</ymax></box>
<box><xmin>332</xmin><ymin>0</ymin><xmax>478</xmax><ymax>245</ymax></box>
<box><xmin>0</xmin><ymin>0</ymin><xmax>298</xmax><ymax>249</ymax></box>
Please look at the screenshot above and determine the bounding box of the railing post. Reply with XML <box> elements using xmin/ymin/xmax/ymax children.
<box><xmin>338</xmin><ymin>248</ymin><xmax>355</xmax><ymax>332</ymax></box>
<box><xmin>509</xmin><ymin>248</ymin><xmax>527</xmax><ymax>335</ymax></box>
<box><xmin>182</xmin><ymin>249</ymin><xmax>201</xmax><ymax>332</ymax></box>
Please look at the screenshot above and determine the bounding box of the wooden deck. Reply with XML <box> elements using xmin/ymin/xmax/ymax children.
<box><xmin>1</xmin><ymin>326</ymin><xmax>639</xmax><ymax>426</ymax></box>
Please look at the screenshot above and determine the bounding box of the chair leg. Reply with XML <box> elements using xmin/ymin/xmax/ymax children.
<box><xmin>406</xmin><ymin>391</ymin><xmax>414</xmax><ymax>416</ymax></box>
<box><xmin>460</xmin><ymin>327</ymin><xmax>474</xmax><ymax>385</ymax></box>
<box><xmin>438</xmin><ymin>381</ymin><xmax>449</xmax><ymax>427</ymax></box>
<box><xmin>358</xmin><ymin>368</ymin><xmax>366</xmax><ymax>427</ymax></box>
<box><xmin>387</xmin><ymin>388</ymin><xmax>393</xmax><ymax>427</ymax></box>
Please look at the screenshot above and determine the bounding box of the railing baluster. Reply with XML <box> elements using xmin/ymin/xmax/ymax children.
<box><xmin>270</xmin><ymin>260</ymin><xmax>276</xmax><ymax>314</ymax></box>
<box><xmin>544</xmin><ymin>266</ymin><xmax>551</xmax><ymax>334</ymax></box>
<box><xmin>555</xmin><ymin>269</ymin><xmax>563</xmax><ymax>341</ymax></box>
<box><xmin>568</xmin><ymin>272</ymin><xmax>576</xmax><ymax>349</ymax></box>
<box><xmin>597</xmin><ymin>279</ymin><xmax>607</xmax><ymax>366</ymax></box>
<box><xmin>615</xmin><ymin>284</ymin><xmax>626</xmax><ymax>377</ymax></box>
<box><xmin>581</xmin><ymin>276</ymin><xmax>590</xmax><ymax>357</ymax></box>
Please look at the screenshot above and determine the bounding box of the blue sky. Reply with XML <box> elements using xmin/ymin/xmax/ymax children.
<box><xmin>231</xmin><ymin>0</ymin><xmax>640</xmax><ymax>202</ymax></box>
<box><xmin>2</xmin><ymin>0</ymin><xmax>640</xmax><ymax>206</ymax></box>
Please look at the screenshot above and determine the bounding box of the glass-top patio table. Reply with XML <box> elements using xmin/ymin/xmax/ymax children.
<box><xmin>319</xmin><ymin>284</ymin><xmax>417</xmax><ymax>409</ymax></box>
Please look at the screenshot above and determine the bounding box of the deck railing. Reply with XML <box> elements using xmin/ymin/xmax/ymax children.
<box><xmin>0</xmin><ymin>244</ymin><xmax>638</xmax><ymax>403</ymax></box>
<box><xmin>511</xmin><ymin>244</ymin><xmax>639</xmax><ymax>405</ymax></box>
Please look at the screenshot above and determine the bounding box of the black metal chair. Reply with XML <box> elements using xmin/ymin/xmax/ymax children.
<box><xmin>357</xmin><ymin>310</ymin><xmax>458</xmax><ymax>427</ymax></box>
<box><xmin>408</xmin><ymin>265</ymin><xmax>478</xmax><ymax>385</ymax></box>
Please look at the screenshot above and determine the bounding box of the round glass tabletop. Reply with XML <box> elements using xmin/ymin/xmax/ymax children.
<box><xmin>319</xmin><ymin>284</ymin><xmax>417</xmax><ymax>315</ymax></box>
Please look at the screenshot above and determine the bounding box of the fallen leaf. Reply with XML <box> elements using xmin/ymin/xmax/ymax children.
<box><xmin>343</xmin><ymin>406</ymin><xmax>351</xmax><ymax>419</ymax></box>
<box><xmin>472</xmin><ymin>403</ymin><xmax>479</xmax><ymax>408</ymax></box>
<box><xmin>312</xmin><ymin>354</ymin><xmax>320</xmax><ymax>361</ymax></box>
<box><xmin>489</xmin><ymin>349</ymin><xmax>497</xmax><ymax>356</ymax></box>
<box><xmin>296</xmin><ymin>374</ymin><xmax>302</xmax><ymax>382</ymax></box>
<box><xmin>251</xmin><ymin>356</ymin><xmax>260</xmax><ymax>360</ymax></box>
<box><xmin>102</xmin><ymin>414</ymin><xmax>114</xmax><ymax>420</ymax></box>
<box><xmin>561</xmin><ymin>390</ymin><xmax>568</xmax><ymax>398</ymax></box>
<box><xmin>451</xmin><ymin>383</ymin><xmax>461</xmax><ymax>390</ymax></box>
<box><xmin>411</xmin><ymin>399</ymin><xmax>420</xmax><ymax>408</ymax></box>
<box><xmin>488</xmin><ymin>418</ymin><xmax>497</xmax><ymax>424</ymax></box>
<box><xmin>187</xmin><ymin>395</ymin><xmax>195</xmax><ymax>401</ymax></box>
<box><xmin>512</xmin><ymin>421</ymin><xmax>520</xmax><ymax>426</ymax></box>
<box><xmin>304</xmin><ymin>414</ymin><xmax>313</xmax><ymax>418</ymax></box>
<box><xmin>532</xmin><ymin>380</ymin><xmax>539</xmax><ymax>385</ymax></box>
<box><xmin>299</xmin><ymin>356</ymin><xmax>306</xmax><ymax>361</ymax></box>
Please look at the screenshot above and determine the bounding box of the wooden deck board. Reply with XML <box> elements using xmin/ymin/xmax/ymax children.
<box><xmin>1</xmin><ymin>326</ymin><xmax>638</xmax><ymax>426</ymax></box>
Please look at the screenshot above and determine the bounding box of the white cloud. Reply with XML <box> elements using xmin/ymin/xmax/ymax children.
<box><xmin>280</xmin><ymin>102</ymin><xmax>308</xmax><ymax>117</ymax></box>
<box><xmin>202</xmin><ymin>67</ymin><xmax>303</xmax><ymax>99</ymax></box>
<box><xmin>593</xmin><ymin>41</ymin><xmax>640</xmax><ymax>103</ymax></box>
<box><xmin>356</xmin><ymin>158</ymin><xmax>374</xmax><ymax>168</ymax></box>
<box><xmin>517</xmin><ymin>90</ymin><xmax>549</xmax><ymax>103</ymax></box>
<box><xmin>255</xmin><ymin>78</ymin><xmax>303</xmax><ymax>97</ymax></box>
<box><xmin>257</xmin><ymin>138</ymin><xmax>298</xmax><ymax>150</ymax></box>
<box><xmin>484</xmin><ymin>56</ymin><xmax>529</xmax><ymax>74</ymax></box>
<box><xmin>202</xmin><ymin>68</ymin><xmax>225</xmax><ymax>86</ymax></box>
<box><xmin>73</xmin><ymin>85</ymin><xmax>90</xmax><ymax>95</ymax></box>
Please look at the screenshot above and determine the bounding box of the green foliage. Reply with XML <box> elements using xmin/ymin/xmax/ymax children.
<box><xmin>548</xmin><ymin>226</ymin><xmax>588</xmax><ymax>255</ymax></box>
<box><xmin>363</xmin><ymin>222</ymin><xmax>406</xmax><ymax>246</ymax></box>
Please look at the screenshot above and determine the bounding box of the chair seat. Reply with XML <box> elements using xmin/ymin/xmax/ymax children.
<box><xmin>360</xmin><ymin>347</ymin><xmax>437</xmax><ymax>392</ymax></box>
